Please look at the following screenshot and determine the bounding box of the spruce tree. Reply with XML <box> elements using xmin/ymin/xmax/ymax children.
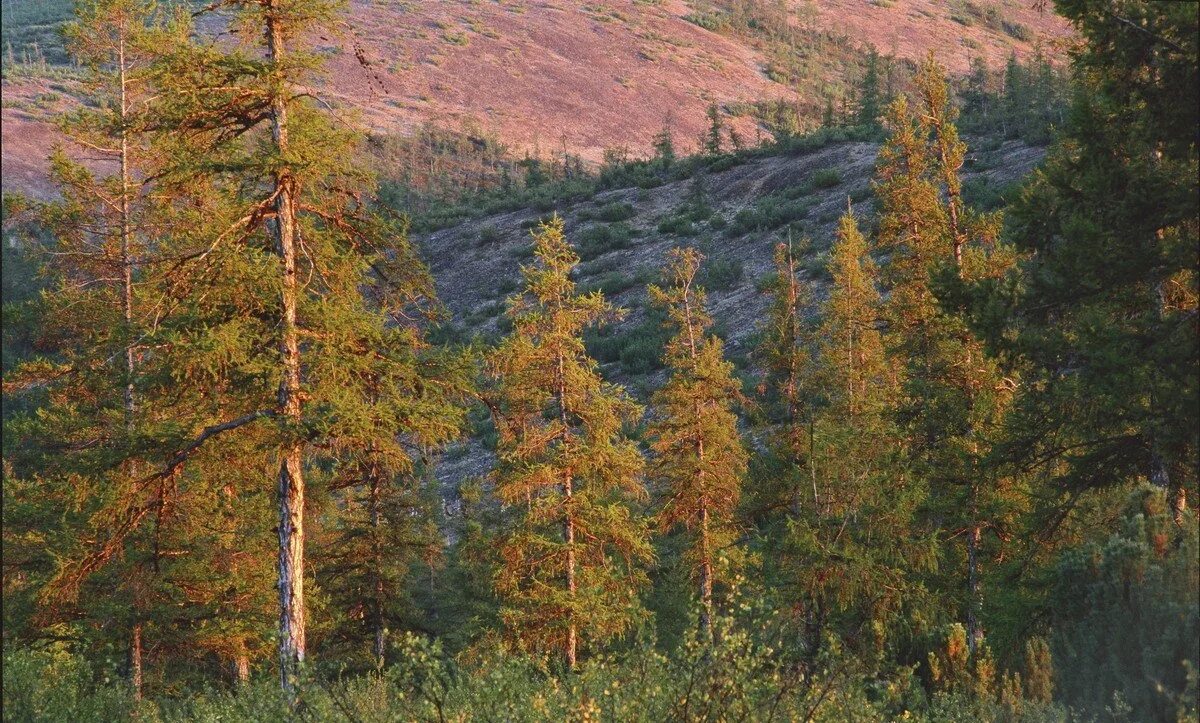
<box><xmin>648</xmin><ymin>247</ymin><xmax>748</xmax><ymax>637</ymax></box>
<box><xmin>999</xmin><ymin>1</ymin><xmax>1198</xmax><ymax>524</ymax></box>
<box><xmin>652</xmin><ymin>121</ymin><xmax>676</xmax><ymax>170</ymax></box>
<box><xmin>857</xmin><ymin>47</ymin><xmax>882</xmax><ymax>129</ymax></box>
<box><xmin>704</xmin><ymin>102</ymin><xmax>725</xmax><ymax>155</ymax></box>
<box><xmin>875</xmin><ymin>55</ymin><xmax>1015</xmax><ymax>654</ymax></box>
<box><xmin>485</xmin><ymin>217</ymin><xmax>652</xmax><ymax>668</ymax></box>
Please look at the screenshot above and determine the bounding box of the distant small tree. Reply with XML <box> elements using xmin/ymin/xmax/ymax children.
<box><xmin>857</xmin><ymin>47</ymin><xmax>882</xmax><ymax>129</ymax></box>
<box><xmin>704</xmin><ymin>102</ymin><xmax>724</xmax><ymax>155</ymax></box>
<box><xmin>652</xmin><ymin>122</ymin><xmax>676</xmax><ymax>169</ymax></box>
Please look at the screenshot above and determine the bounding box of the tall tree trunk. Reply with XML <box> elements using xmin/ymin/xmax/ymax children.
<box><xmin>369</xmin><ymin>463</ymin><xmax>385</xmax><ymax>670</ymax></box>
<box><xmin>266</xmin><ymin>4</ymin><xmax>306</xmax><ymax>698</ymax></box>
<box><xmin>699</xmin><ymin>504</ymin><xmax>713</xmax><ymax>639</ymax></box>
<box><xmin>130</xmin><ymin>622</ymin><xmax>143</xmax><ymax>702</ymax></box>
<box><xmin>683</xmin><ymin>279</ymin><xmax>715</xmax><ymax>641</ymax></box>
<box><xmin>966</xmin><ymin>521</ymin><xmax>983</xmax><ymax>655</ymax></box>
<box><xmin>117</xmin><ymin>26</ymin><xmax>146</xmax><ymax>703</ymax></box>
<box><xmin>556</xmin><ymin>350</ymin><xmax>577</xmax><ymax>670</ymax></box>
<box><xmin>565</xmin><ymin>472</ymin><xmax>577</xmax><ymax>669</ymax></box>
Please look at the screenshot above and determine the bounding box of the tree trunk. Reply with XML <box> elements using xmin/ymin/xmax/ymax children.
<box><xmin>966</xmin><ymin>522</ymin><xmax>983</xmax><ymax>655</ymax></box>
<box><xmin>564</xmin><ymin>471</ymin><xmax>577</xmax><ymax>670</ymax></box>
<box><xmin>555</xmin><ymin>347</ymin><xmax>578</xmax><ymax>671</ymax></box>
<box><xmin>370</xmin><ymin>464</ymin><xmax>385</xmax><ymax>670</ymax></box>
<box><xmin>266</xmin><ymin>5</ymin><xmax>306</xmax><ymax>698</ymax></box>
<box><xmin>130</xmin><ymin>622</ymin><xmax>143</xmax><ymax>701</ymax></box>
<box><xmin>234</xmin><ymin>642</ymin><xmax>250</xmax><ymax>685</ymax></box>
<box><xmin>1172</xmin><ymin>486</ymin><xmax>1188</xmax><ymax>528</ymax></box>
<box><xmin>117</xmin><ymin>27</ymin><xmax>148</xmax><ymax>703</ymax></box>
<box><xmin>699</xmin><ymin>505</ymin><xmax>713</xmax><ymax>639</ymax></box>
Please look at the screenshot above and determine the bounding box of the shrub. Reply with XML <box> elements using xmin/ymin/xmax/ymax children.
<box><xmin>1049</xmin><ymin>487</ymin><xmax>1200</xmax><ymax>721</ymax></box>
<box><xmin>656</xmin><ymin>215</ymin><xmax>697</xmax><ymax>236</ymax></box>
<box><xmin>519</xmin><ymin>214</ymin><xmax>556</xmax><ymax>230</ymax></box>
<box><xmin>2</xmin><ymin>647</ymin><xmax>135</xmax><ymax>722</ymax></box>
<box><xmin>478</xmin><ymin>223</ymin><xmax>501</xmax><ymax>245</ymax></box>
<box><xmin>701</xmin><ymin>258</ymin><xmax>744</xmax><ymax>291</ymax></box>
<box><xmin>592</xmin><ymin>201</ymin><xmax>637</xmax><ymax>222</ymax></box>
<box><xmin>726</xmin><ymin>208</ymin><xmax>763</xmax><ymax>237</ymax></box>
<box><xmin>577</xmin><ymin>223</ymin><xmax>633</xmax><ymax>260</ymax></box>
<box><xmin>1002</xmin><ymin>20</ymin><xmax>1033</xmax><ymax>41</ymax></box>
<box><xmin>810</xmin><ymin>167</ymin><xmax>842</xmax><ymax>189</ymax></box>
<box><xmin>493</xmin><ymin>277</ymin><xmax>518</xmax><ymax>297</ymax></box>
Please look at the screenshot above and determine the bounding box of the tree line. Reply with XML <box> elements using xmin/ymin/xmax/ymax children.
<box><xmin>1</xmin><ymin>0</ymin><xmax>1196</xmax><ymax>718</ymax></box>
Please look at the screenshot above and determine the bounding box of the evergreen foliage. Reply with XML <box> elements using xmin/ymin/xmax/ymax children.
<box><xmin>484</xmin><ymin>217</ymin><xmax>652</xmax><ymax>668</ymax></box>
<box><xmin>0</xmin><ymin>0</ymin><xmax>1196</xmax><ymax>714</ymax></box>
<box><xmin>647</xmin><ymin>247</ymin><xmax>748</xmax><ymax>636</ymax></box>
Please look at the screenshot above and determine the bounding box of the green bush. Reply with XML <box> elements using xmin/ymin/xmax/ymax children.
<box><xmin>519</xmin><ymin>214</ymin><xmax>556</xmax><ymax>230</ymax></box>
<box><xmin>591</xmin><ymin>201</ymin><xmax>637</xmax><ymax>222</ymax></box>
<box><xmin>580</xmin><ymin>266</ymin><xmax>654</xmax><ymax>297</ymax></box>
<box><xmin>477</xmin><ymin>224</ymin><xmax>501</xmax><ymax>245</ymax></box>
<box><xmin>656</xmin><ymin>215</ymin><xmax>697</xmax><ymax>236</ymax></box>
<box><xmin>2</xmin><ymin>647</ymin><xmax>136</xmax><ymax>722</ymax></box>
<box><xmin>810</xmin><ymin>167</ymin><xmax>842</xmax><ymax>189</ymax></box>
<box><xmin>1</xmin><ymin>621</ymin><xmax>1077</xmax><ymax>722</ymax></box>
<box><xmin>577</xmin><ymin>223</ymin><xmax>633</xmax><ymax>260</ymax></box>
<box><xmin>1049</xmin><ymin>487</ymin><xmax>1200</xmax><ymax>722</ymax></box>
<box><xmin>701</xmin><ymin>258</ymin><xmax>744</xmax><ymax>291</ymax></box>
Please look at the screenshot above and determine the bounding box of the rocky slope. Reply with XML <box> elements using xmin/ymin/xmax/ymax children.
<box><xmin>423</xmin><ymin>134</ymin><xmax>1046</xmax><ymax>485</ymax></box>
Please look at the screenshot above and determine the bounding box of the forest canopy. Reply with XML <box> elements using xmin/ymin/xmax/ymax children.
<box><xmin>0</xmin><ymin>1</ymin><xmax>1196</xmax><ymax>721</ymax></box>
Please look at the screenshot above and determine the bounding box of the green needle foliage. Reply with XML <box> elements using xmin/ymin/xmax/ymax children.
<box><xmin>0</xmin><ymin>0</ymin><xmax>1195</xmax><ymax>714</ymax></box>
<box><xmin>648</xmin><ymin>247</ymin><xmax>748</xmax><ymax>638</ymax></box>
<box><xmin>485</xmin><ymin>217</ymin><xmax>652</xmax><ymax>668</ymax></box>
<box><xmin>999</xmin><ymin>0</ymin><xmax>1198</xmax><ymax>523</ymax></box>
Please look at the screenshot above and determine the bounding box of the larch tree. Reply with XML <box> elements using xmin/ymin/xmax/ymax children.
<box><xmin>786</xmin><ymin>209</ymin><xmax>923</xmax><ymax>659</ymax></box>
<box><xmin>747</xmin><ymin>236</ymin><xmax>820</xmax><ymax>640</ymax></box>
<box><xmin>648</xmin><ymin>247</ymin><xmax>748</xmax><ymax>638</ymax></box>
<box><xmin>753</xmin><ymin>236</ymin><xmax>817</xmax><ymax>511</ymax></box>
<box><xmin>0</xmin><ymin>0</ymin><xmax>195</xmax><ymax>699</ymax></box>
<box><xmin>485</xmin><ymin>216</ymin><xmax>652</xmax><ymax>669</ymax></box>
<box><xmin>875</xmin><ymin>55</ymin><xmax>1017</xmax><ymax>654</ymax></box>
<box><xmin>122</xmin><ymin>0</ymin><xmax>470</xmax><ymax>696</ymax></box>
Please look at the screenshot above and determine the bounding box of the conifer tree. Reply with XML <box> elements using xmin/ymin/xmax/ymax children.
<box><xmin>485</xmin><ymin>217</ymin><xmax>652</xmax><ymax>668</ymax></box>
<box><xmin>704</xmin><ymin>102</ymin><xmax>725</xmax><ymax>155</ymax></box>
<box><xmin>857</xmin><ymin>48</ymin><xmax>882</xmax><ymax>129</ymax></box>
<box><xmin>0</xmin><ymin>0</ymin><xmax>191</xmax><ymax>698</ymax></box>
<box><xmin>999</xmin><ymin>1</ymin><xmax>1198</xmax><ymax>525</ymax></box>
<box><xmin>819</xmin><ymin>211</ymin><xmax>892</xmax><ymax>423</ymax></box>
<box><xmin>875</xmin><ymin>55</ymin><xmax>1015</xmax><ymax>654</ymax></box>
<box><xmin>139</xmin><ymin>0</ymin><xmax>467</xmax><ymax>696</ymax></box>
<box><xmin>648</xmin><ymin>247</ymin><xmax>748</xmax><ymax>637</ymax></box>
<box><xmin>748</xmin><ymin>237</ymin><xmax>817</xmax><ymax>533</ymax></box>
<box><xmin>652</xmin><ymin>121</ymin><xmax>676</xmax><ymax>170</ymax></box>
<box><xmin>785</xmin><ymin>209</ymin><xmax>920</xmax><ymax>655</ymax></box>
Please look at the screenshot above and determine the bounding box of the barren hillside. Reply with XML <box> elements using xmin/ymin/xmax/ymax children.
<box><xmin>1</xmin><ymin>0</ymin><xmax>1069</xmax><ymax>197</ymax></box>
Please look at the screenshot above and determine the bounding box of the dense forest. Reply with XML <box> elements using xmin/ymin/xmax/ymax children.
<box><xmin>1</xmin><ymin>1</ymin><xmax>1196</xmax><ymax>721</ymax></box>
